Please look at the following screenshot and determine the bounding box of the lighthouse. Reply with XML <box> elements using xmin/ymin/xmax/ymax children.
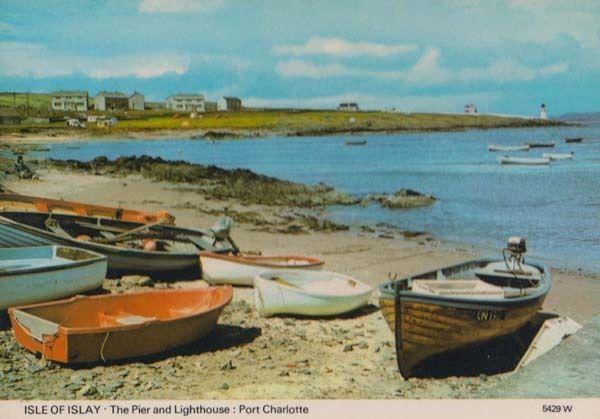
<box><xmin>540</xmin><ymin>103</ymin><xmax>548</xmax><ymax>120</ymax></box>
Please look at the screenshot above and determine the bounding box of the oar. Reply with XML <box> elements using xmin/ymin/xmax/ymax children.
<box><xmin>94</xmin><ymin>219</ymin><xmax>166</xmax><ymax>244</ymax></box>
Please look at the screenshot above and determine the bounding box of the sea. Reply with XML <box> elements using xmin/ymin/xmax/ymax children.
<box><xmin>33</xmin><ymin>123</ymin><xmax>600</xmax><ymax>273</ymax></box>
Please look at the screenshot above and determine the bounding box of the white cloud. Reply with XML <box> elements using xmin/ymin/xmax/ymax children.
<box><xmin>245</xmin><ymin>91</ymin><xmax>502</xmax><ymax>113</ymax></box>
<box><xmin>138</xmin><ymin>0</ymin><xmax>224</xmax><ymax>14</ymax></box>
<box><xmin>0</xmin><ymin>42</ymin><xmax>190</xmax><ymax>79</ymax></box>
<box><xmin>273</xmin><ymin>37</ymin><xmax>417</xmax><ymax>58</ymax></box>
<box><xmin>275</xmin><ymin>47</ymin><xmax>568</xmax><ymax>85</ymax></box>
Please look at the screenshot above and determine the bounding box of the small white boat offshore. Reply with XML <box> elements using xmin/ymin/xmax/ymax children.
<box><xmin>488</xmin><ymin>144</ymin><xmax>530</xmax><ymax>152</ymax></box>
<box><xmin>200</xmin><ymin>252</ymin><xmax>324</xmax><ymax>286</ymax></box>
<box><xmin>254</xmin><ymin>270</ymin><xmax>373</xmax><ymax>317</ymax></box>
<box><xmin>0</xmin><ymin>245</ymin><xmax>107</xmax><ymax>310</ymax></box>
<box><xmin>498</xmin><ymin>156</ymin><xmax>550</xmax><ymax>165</ymax></box>
<box><xmin>542</xmin><ymin>152</ymin><xmax>574</xmax><ymax>161</ymax></box>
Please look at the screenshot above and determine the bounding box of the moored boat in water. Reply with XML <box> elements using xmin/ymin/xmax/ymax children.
<box><xmin>200</xmin><ymin>252</ymin><xmax>324</xmax><ymax>286</ymax></box>
<box><xmin>8</xmin><ymin>287</ymin><xmax>232</xmax><ymax>364</ymax></box>
<box><xmin>254</xmin><ymin>270</ymin><xmax>372</xmax><ymax>317</ymax></box>
<box><xmin>0</xmin><ymin>193</ymin><xmax>174</xmax><ymax>224</ymax></box>
<box><xmin>565</xmin><ymin>137</ymin><xmax>583</xmax><ymax>143</ymax></box>
<box><xmin>525</xmin><ymin>142</ymin><xmax>555</xmax><ymax>148</ymax></box>
<box><xmin>345</xmin><ymin>140</ymin><xmax>367</xmax><ymax>146</ymax></box>
<box><xmin>542</xmin><ymin>152</ymin><xmax>574</xmax><ymax>161</ymax></box>
<box><xmin>0</xmin><ymin>244</ymin><xmax>107</xmax><ymax>310</ymax></box>
<box><xmin>488</xmin><ymin>144</ymin><xmax>530</xmax><ymax>152</ymax></box>
<box><xmin>0</xmin><ymin>212</ymin><xmax>237</xmax><ymax>278</ymax></box>
<box><xmin>498</xmin><ymin>156</ymin><xmax>550</xmax><ymax>165</ymax></box>
<box><xmin>378</xmin><ymin>238</ymin><xmax>551</xmax><ymax>378</ymax></box>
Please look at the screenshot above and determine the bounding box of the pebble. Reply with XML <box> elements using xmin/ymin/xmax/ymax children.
<box><xmin>79</xmin><ymin>384</ymin><xmax>97</xmax><ymax>397</ymax></box>
<box><xmin>220</xmin><ymin>383</ymin><xmax>230</xmax><ymax>390</ymax></box>
<box><xmin>343</xmin><ymin>344</ymin><xmax>354</xmax><ymax>352</ymax></box>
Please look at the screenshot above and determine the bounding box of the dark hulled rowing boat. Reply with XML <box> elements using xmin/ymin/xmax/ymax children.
<box><xmin>0</xmin><ymin>212</ymin><xmax>237</xmax><ymax>279</ymax></box>
<box><xmin>379</xmin><ymin>257</ymin><xmax>551</xmax><ymax>378</ymax></box>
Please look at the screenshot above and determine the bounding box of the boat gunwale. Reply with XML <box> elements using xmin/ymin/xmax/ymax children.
<box><xmin>8</xmin><ymin>286</ymin><xmax>233</xmax><ymax>335</ymax></box>
<box><xmin>199</xmin><ymin>251</ymin><xmax>325</xmax><ymax>269</ymax></box>
<box><xmin>378</xmin><ymin>258</ymin><xmax>551</xmax><ymax>308</ymax></box>
<box><xmin>0</xmin><ymin>245</ymin><xmax>106</xmax><ymax>279</ymax></box>
<box><xmin>255</xmin><ymin>270</ymin><xmax>373</xmax><ymax>300</ymax></box>
<box><xmin>0</xmin><ymin>213</ymin><xmax>231</xmax><ymax>256</ymax></box>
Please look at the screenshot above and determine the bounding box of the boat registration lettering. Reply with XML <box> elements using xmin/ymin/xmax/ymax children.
<box><xmin>475</xmin><ymin>309</ymin><xmax>506</xmax><ymax>321</ymax></box>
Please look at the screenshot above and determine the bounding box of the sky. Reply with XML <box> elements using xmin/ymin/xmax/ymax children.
<box><xmin>1</xmin><ymin>0</ymin><xmax>600</xmax><ymax>116</ymax></box>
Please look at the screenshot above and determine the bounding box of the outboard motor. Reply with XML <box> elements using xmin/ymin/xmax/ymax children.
<box><xmin>506</xmin><ymin>236</ymin><xmax>526</xmax><ymax>263</ymax></box>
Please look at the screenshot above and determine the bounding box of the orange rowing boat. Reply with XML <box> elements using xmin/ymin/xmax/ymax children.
<box><xmin>0</xmin><ymin>193</ymin><xmax>174</xmax><ymax>224</ymax></box>
<box><xmin>8</xmin><ymin>287</ymin><xmax>232</xmax><ymax>364</ymax></box>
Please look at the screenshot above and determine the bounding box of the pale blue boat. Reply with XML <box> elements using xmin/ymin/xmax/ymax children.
<box><xmin>0</xmin><ymin>245</ymin><xmax>107</xmax><ymax>310</ymax></box>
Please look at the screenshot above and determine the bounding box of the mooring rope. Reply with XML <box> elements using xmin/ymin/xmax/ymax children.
<box><xmin>99</xmin><ymin>331</ymin><xmax>110</xmax><ymax>363</ymax></box>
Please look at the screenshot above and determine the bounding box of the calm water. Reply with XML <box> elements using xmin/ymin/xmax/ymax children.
<box><xmin>36</xmin><ymin>124</ymin><xmax>600</xmax><ymax>272</ymax></box>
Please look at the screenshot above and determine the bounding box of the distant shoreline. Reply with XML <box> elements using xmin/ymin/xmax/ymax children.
<box><xmin>0</xmin><ymin>110</ymin><xmax>566</xmax><ymax>143</ymax></box>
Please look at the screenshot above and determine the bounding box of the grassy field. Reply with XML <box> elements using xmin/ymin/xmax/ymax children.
<box><xmin>0</xmin><ymin>92</ymin><xmax>51</xmax><ymax>110</ymax></box>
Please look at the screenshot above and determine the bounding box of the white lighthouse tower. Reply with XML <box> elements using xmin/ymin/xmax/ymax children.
<box><xmin>540</xmin><ymin>103</ymin><xmax>548</xmax><ymax>120</ymax></box>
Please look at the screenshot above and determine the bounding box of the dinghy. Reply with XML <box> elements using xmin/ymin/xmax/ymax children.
<box><xmin>0</xmin><ymin>245</ymin><xmax>106</xmax><ymax>310</ymax></box>
<box><xmin>200</xmin><ymin>252</ymin><xmax>324</xmax><ymax>286</ymax></box>
<box><xmin>542</xmin><ymin>152</ymin><xmax>573</xmax><ymax>161</ymax></box>
<box><xmin>488</xmin><ymin>144</ymin><xmax>529</xmax><ymax>152</ymax></box>
<box><xmin>525</xmin><ymin>142</ymin><xmax>555</xmax><ymax>148</ymax></box>
<box><xmin>0</xmin><ymin>212</ymin><xmax>237</xmax><ymax>278</ymax></box>
<box><xmin>9</xmin><ymin>286</ymin><xmax>232</xmax><ymax>364</ymax></box>
<box><xmin>0</xmin><ymin>193</ymin><xmax>174</xmax><ymax>224</ymax></box>
<box><xmin>498</xmin><ymin>156</ymin><xmax>550</xmax><ymax>165</ymax></box>
<box><xmin>378</xmin><ymin>237</ymin><xmax>551</xmax><ymax>378</ymax></box>
<box><xmin>254</xmin><ymin>270</ymin><xmax>373</xmax><ymax>317</ymax></box>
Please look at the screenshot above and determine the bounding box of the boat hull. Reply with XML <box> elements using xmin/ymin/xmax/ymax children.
<box><xmin>488</xmin><ymin>145</ymin><xmax>529</xmax><ymax>152</ymax></box>
<box><xmin>9</xmin><ymin>287</ymin><xmax>232</xmax><ymax>364</ymax></box>
<box><xmin>200</xmin><ymin>252</ymin><xmax>324</xmax><ymax>286</ymax></box>
<box><xmin>0</xmin><ymin>246</ymin><xmax>107</xmax><ymax>310</ymax></box>
<box><xmin>378</xmin><ymin>259</ymin><xmax>551</xmax><ymax>378</ymax></box>
<box><xmin>498</xmin><ymin>156</ymin><xmax>550</xmax><ymax>165</ymax></box>
<box><xmin>254</xmin><ymin>271</ymin><xmax>372</xmax><ymax>317</ymax></box>
<box><xmin>0</xmin><ymin>212</ymin><xmax>235</xmax><ymax>278</ymax></box>
<box><xmin>0</xmin><ymin>193</ymin><xmax>174</xmax><ymax>224</ymax></box>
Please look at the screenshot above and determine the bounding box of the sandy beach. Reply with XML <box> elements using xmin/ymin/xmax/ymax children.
<box><xmin>1</xmin><ymin>169</ymin><xmax>598</xmax><ymax>400</ymax></box>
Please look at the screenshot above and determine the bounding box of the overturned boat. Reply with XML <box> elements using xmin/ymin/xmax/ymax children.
<box><xmin>200</xmin><ymin>252</ymin><xmax>324</xmax><ymax>286</ymax></box>
<box><xmin>379</xmin><ymin>237</ymin><xmax>551</xmax><ymax>378</ymax></box>
<box><xmin>255</xmin><ymin>270</ymin><xmax>372</xmax><ymax>317</ymax></box>
<box><xmin>0</xmin><ymin>243</ymin><xmax>107</xmax><ymax>310</ymax></box>
<box><xmin>0</xmin><ymin>212</ymin><xmax>237</xmax><ymax>278</ymax></box>
<box><xmin>488</xmin><ymin>144</ymin><xmax>529</xmax><ymax>152</ymax></box>
<box><xmin>0</xmin><ymin>193</ymin><xmax>174</xmax><ymax>224</ymax></box>
<box><xmin>9</xmin><ymin>287</ymin><xmax>232</xmax><ymax>364</ymax></box>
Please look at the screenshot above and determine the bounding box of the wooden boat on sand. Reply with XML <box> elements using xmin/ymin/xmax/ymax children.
<box><xmin>0</xmin><ymin>244</ymin><xmax>107</xmax><ymax>310</ymax></box>
<box><xmin>9</xmin><ymin>287</ymin><xmax>232</xmax><ymax>364</ymax></box>
<box><xmin>0</xmin><ymin>193</ymin><xmax>174</xmax><ymax>224</ymax></box>
<box><xmin>200</xmin><ymin>252</ymin><xmax>324</xmax><ymax>286</ymax></box>
<box><xmin>378</xmin><ymin>241</ymin><xmax>551</xmax><ymax>378</ymax></box>
<box><xmin>542</xmin><ymin>152</ymin><xmax>574</xmax><ymax>161</ymax></box>
<box><xmin>254</xmin><ymin>270</ymin><xmax>372</xmax><ymax>317</ymax></box>
<box><xmin>498</xmin><ymin>156</ymin><xmax>550</xmax><ymax>165</ymax></box>
<box><xmin>488</xmin><ymin>144</ymin><xmax>529</xmax><ymax>152</ymax></box>
<box><xmin>0</xmin><ymin>212</ymin><xmax>237</xmax><ymax>278</ymax></box>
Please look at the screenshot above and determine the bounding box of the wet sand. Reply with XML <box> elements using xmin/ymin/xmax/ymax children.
<box><xmin>1</xmin><ymin>171</ymin><xmax>598</xmax><ymax>399</ymax></box>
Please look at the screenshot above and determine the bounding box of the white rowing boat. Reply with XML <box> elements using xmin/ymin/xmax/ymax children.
<box><xmin>254</xmin><ymin>270</ymin><xmax>373</xmax><ymax>317</ymax></box>
<box><xmin>200</xmin><ymin>252</ymin><xmax>324</xmax><ymax>286</ymax></box>
<box><xmin>542</xmin><ymin>152</ymin><xmax>573</xmax><ymax>161</ymax></box>
<box><xmin>498</xmin><ymin>156</ymin><xmax>550</xmax><ymax>165</ymax></box>
<box><xmin>488</xmin><ymin>144</ymin><xmax>530</xmax><ymax>152</ymax></box>
<box><xmin>0</xmin><ymin>245</ymin><xmax>107</xmax><ymax>310</ymax></box>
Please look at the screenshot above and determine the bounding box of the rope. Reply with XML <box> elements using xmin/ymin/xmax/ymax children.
<box><xmin>99</xmin><ymin>332</ymin><xmax>110</xmax><ymax>363</ymax></box>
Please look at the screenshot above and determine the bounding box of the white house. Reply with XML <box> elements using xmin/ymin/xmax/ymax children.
<box><xmin>128</xmin><ymin>92</ymin><xmax>145</xmax><ymax>110</ymax></box>
<box><xmin>540</xmin><ymin>103</ymin><xmax>548</xmax><ymax>120</ymax></box>
<box><xmin>217</xmin><ymin>96</ymin><xmax>242</xmax><ymax>111</ymax></box>
<box><xmin>51</xmin><ymin>91</ymin><xmax>89</xmax><ymax>112</ymax></box>
<box><xmin>464</xmin><ymin>104</ymin><xmax>477</xmax><ymax>114</ymax></box>
<box><xmin>94</xmin><ymin>91</ymin><xmax>129</xmax><ymax>111</ymax></box>
<box><xmin>338</xmin><ymin>102</ymin><xmax>359</xmax><ymax>112</ymax></box>
<box><xmin>165</xmin><ymin>94</ymin><xmax>205</xmax><ymax>112</ymax></box>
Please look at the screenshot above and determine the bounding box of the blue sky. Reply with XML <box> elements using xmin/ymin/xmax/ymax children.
<box><xmin>1</xmin><ymin>0</ymin><xmax>599</xmax><ymax>115</ymax></box>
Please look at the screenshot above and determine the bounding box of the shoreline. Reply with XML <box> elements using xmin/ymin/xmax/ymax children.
<box><xmin>1</xmin><ymin>170</ymin><xmax>598</xmax><ymax>399</ymax></box>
